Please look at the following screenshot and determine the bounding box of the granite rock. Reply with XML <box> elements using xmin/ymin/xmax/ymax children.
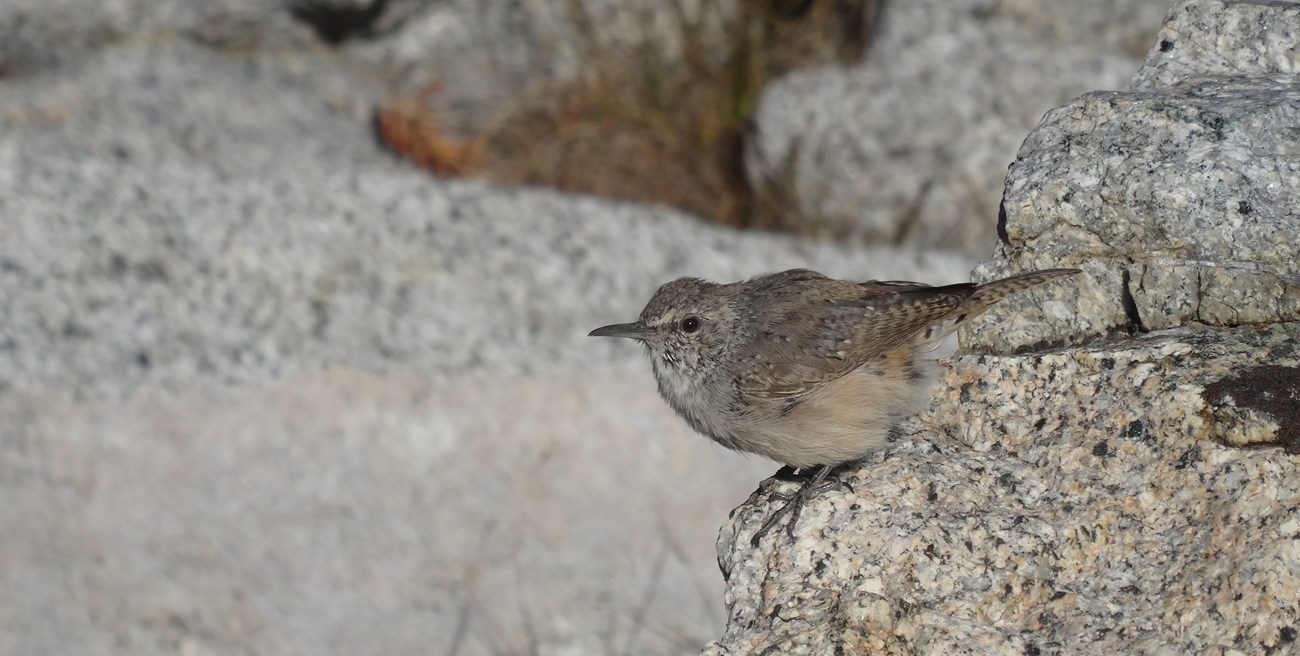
<box><xmin>745</xmin><ymin>0</ymin><xmax>1170</xmax><ymax>254</ymax></box>
<box><xmin>966</xmin><ymin>0</ymin><xmax>1300</xmax><ymax>353</ymax></box>
<box><xmin>0</xmin><ymin>0</ymin><xmax>735</xmax><ymax>127</ymax></box>
<box><xmin>0</xmin><ymin>0</ymin><xmax>321</xmax><ymax>73</ymax></box>
<box><xmin>706</xmin><ymin>324</ymin><xmax>1300</xmax><ymax>654</ymax></box>
<box><xmin>1131</xmin><ymin>0</ymin><xmax>1300</xmax><ymax>89</ymax></box>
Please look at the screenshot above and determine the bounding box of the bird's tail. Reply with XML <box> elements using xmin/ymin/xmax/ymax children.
<box><xmin>917</xmin><ymin>268</ymin><xmax>1081</xmax><ymax>350</ymax></box>
<box><xmin>965</xmin><ymin>269</ymin><xmax>1082</xmax><ymax>315</ymax></box>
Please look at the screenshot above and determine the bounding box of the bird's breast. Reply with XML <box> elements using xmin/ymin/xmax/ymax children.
<box><xmin>651</xmin><ymin>358</ymin><xmax>743</xmax><ymax>448</ymax></box>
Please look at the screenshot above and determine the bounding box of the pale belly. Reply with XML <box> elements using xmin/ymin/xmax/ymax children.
<box><xmin>722</xmin><ymin>354</ymin><xmax>937</xmax><ymax>469</ymax></box>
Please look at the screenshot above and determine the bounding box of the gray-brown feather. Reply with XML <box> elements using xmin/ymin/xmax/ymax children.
<box><xmin>733</xmin><ymin>277</ymin><xmax>976</xmax><ymax>400</ymax></box>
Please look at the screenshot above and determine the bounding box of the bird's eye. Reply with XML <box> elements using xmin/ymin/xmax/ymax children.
<box><xmin>680</xmin><ymin>316</ymin><xmax>701</xmax><ymax>333</ymax></box>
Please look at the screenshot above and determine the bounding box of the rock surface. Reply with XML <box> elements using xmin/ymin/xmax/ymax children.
<box><xmin>0</xmin><ymin>0</ymin><xmax>731</xmax><ymax>122</ymax></box>
<box><xmin>746</xmin><ymin>0</ymin><xmax>1172</xmax><ymax>255</ymax></box>
<box><xmin>711</xmin><ymin>0</ymin><xmax>1300</xmax><ymax>652</ymax></box>
<box><xmin>966</xmin><ymin>0</ymin><xmax>1300</xmax><ymax>353</ymax></box>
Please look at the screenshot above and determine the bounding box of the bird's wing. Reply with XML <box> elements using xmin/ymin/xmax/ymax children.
<box><xmin>735</xmin><ymin>279</ymin><xmax>976</xmax><ymax>399</ymax></box>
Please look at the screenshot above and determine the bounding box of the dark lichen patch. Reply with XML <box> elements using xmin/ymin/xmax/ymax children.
<box><xmin>1200</xmin><ymin>112</ymin><xmax>1229</xmax><ymax>141</ymax></box>
<box><xmin>1203</xmin><ymin>365</ymin><xmax>1300</xmax><ymax>453</ymax></box>
<box><xmin>997</xmin><ymin>472</ymin><xmax>1018</xmax><ymax>494</ymax></box>
<box><xmin>1124</xmin><ymin>419</ymin><xmax>1154</xmax><ymax>445</ymax></box>
<box><xmin>1175</xmin><ymin>448</ymin><xmax>1203</xmax><ymax>469</ymax></box>
<box><xmin>1280</xmin><ymin>625</ymin><xmax>1297</xmax><ymax>643</ymax></box>
<box><xmin>1124</xmin><ymin>420</ymin><xmax>1141</xmax><ymax>439</ymax></box>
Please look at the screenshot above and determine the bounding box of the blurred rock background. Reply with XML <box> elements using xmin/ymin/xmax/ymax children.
<box><xmin>0</xmin><ymin>1</ymin><xmax>1172</xmax><ymax>654</ymax></box>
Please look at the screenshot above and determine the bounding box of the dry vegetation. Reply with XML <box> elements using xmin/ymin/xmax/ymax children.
<box><xmin>376</xmin><ymin>0</ymin><xmax>881</xmax><ymax>232</ymax></box>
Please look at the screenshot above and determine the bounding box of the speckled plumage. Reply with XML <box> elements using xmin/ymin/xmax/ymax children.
<box><xmin>591</xmin><ymin>268</ymin><xmax>1080</xmax><ymax>468</ymax></box>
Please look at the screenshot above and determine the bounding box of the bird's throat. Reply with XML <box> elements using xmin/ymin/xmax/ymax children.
<box><xmin>651</xmin><ymin>356</ymin><xmax>725</xmax><ymax>443</ymax></box>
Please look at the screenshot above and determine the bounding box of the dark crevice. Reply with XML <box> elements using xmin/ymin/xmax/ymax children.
<box><xmin>290</xmin><ymin>0</ymin><xmax>389</xmax><ymax>45</ymax></box>
<box><xmin>996</xmin><ymin>199</ymin><xmax>1010</xmax><ymax>244</ymax></box>
<box><xmin>1120</xmin><ymin>267</ymin><xmax>1148</xmax><ymax>333</ymax></box>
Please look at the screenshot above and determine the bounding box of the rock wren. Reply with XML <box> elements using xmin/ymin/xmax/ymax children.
<box><xmin>590</xmin><ymin>268</ymin><xmax>1081</xmax><ymax>542</ymax></box>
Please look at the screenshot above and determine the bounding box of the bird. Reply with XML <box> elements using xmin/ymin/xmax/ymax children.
<box><xmin>590</xmin><ymin>267</ymin><xmax>1081</xmax><ymax>543</ymax></box>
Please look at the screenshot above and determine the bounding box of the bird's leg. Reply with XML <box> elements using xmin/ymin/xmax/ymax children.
<box><xmin>749</xmin><ymin>463</ymin><xmax>853</xmax><ymax>547</ymax></box>
<box><xmin>741</xmin><ymin>465</ymin><xmax>801</xmax><ymax>509</ymax></box>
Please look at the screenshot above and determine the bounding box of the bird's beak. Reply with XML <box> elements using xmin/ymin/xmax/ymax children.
<box><xmin>589</xmin><ymin>322</ymin><xmax>649</xmax><ymax>340</ymax></box>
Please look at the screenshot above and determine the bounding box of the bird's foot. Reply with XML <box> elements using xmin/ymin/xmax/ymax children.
<box><xmin>748</xmin><ymin>464</ymin><xmax>854</xmax><ymax>547</ymax></box>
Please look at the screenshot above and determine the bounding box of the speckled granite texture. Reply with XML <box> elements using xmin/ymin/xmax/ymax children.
<box><xmin>707</xmin><ymin>324</ymin><xmax>1300</xmax><ymax>655</ymax></box>
<box><xmin>965</xmin><ymin>0</ymin><xmax>1300</xmax><ymax>353</ymax></box>
<box><xmin>708</xmin><ymin>1</ymin><xmax>1300</xmax><ymax>652</ymax></box>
